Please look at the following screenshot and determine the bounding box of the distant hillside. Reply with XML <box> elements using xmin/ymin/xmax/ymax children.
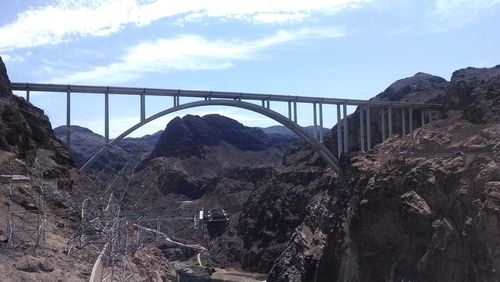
<box><xmin>260</xmin><ymin>125</ymin><xmax>329</xmax><ymax>137</ymax></box>
<box><xmin>53</xmin><ymin>125</ymin><xmax>162</xmax><ymax>170</ymax></box>
<box><xmin>259</xmin><ymin>125</ymin><xmax>329</xmax><ymax>149</ymax></box>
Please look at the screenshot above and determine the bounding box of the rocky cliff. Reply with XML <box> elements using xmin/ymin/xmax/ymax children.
<box><xmin>217</xmin><ymin>65</ymin><xmax>500</xmax><ymax>282</ymax></box>
<box><xmin>0</xmin><ymin>57</ymin><xmax>72</xmax><ymax>172</ymax></box>
<box><xmin>137</xmin><ymin>114</ymin><xmax>284</xmax><ymax>199</ymax></box>
<box><xmin>0</xmin><ymin>57</ymin><xmax>177</xmax><ymax>281</ymax></box>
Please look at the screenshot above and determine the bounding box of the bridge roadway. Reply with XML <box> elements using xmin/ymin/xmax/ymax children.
<box><xmin>11</xmin><ymin>82</ymin><xmax>443</xmax><ymax>172</ymax></box>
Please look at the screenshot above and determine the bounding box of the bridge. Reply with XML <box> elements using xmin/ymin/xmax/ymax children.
<box><xmin>11</xmin><ymin>82</ymin><xmax>442</xmax><ymax>173</ymax></box>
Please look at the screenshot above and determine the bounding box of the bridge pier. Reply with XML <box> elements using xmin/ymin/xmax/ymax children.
<box><xmin>421</xmin><ymin>109</ymin><xmax>425</xmax><ymax>127</ymax></box>
<box><xmin>140</xmin><ymin>89</ymin><xmax>146</xmax><ymax>122</ymax></box>
<box><xmin>381</xmin><ymin>108</ymin><xmax>386</xmax><ymax>141</ymax></box>
<box><xmin>343</xmin><ymin>104</ymin><xmax>348</xmax><ymax>152</ymax></box>
<box><xmin>293</xmin><ymin>101</ymin><xmax>297</xmax><ymax>123</ymax></box>
<box><xmin>26</xmin><ymin>84</ymin><xmax>30</xmax><ymax>102</ymax></box>
<box><xmin>66</xmin><ymin>87</ymin><xmax>71</xmax><ymax>149</ymax></box>
<box><xmin>313</xmin><ymin>103</ymin><xmax>318</xmax><ymax>139</ymax></box>
<box><xmin>359</xmin><ymin>107</ymin><xmax>365</xmax><ymax>151</ymax></box>
<box><xmin>288</xmin><ymin>101</ymin><xmax>292</xmax><ymax>120</ymax></box>
<box><xmin>402</xmin><ymin>108</ymin><xmax>406</xmax><ymax>137</ymax></box>
<box><xmin>388</xmin><ymin>106</ymin><xmax>393</xmax><ymax>137</ymax></box>
<box><xmin>105</xmin><ymin>89</ymin><xmax>109</xmax><ymax>143</ymax></box>
<box><xmin>337</xmin><ymin>104</ymin><xmax>342</xmax><ymax>155</ymax></box>
<box><xmin>266</xmin><ymin>100</ymin><xmax>270</xmax><ymax>109</ymax></box>
<box><xmin>409</xmin><ymin>107</ymin><xmax>413</xmax><ymax>138</ymax></box>
<box><xmin>319</xmin><ymin>103</ymin><xmax>324</xmax><ymax>143</ymax></box>
<box><xmin>366</xmin><ymin>105</ymin><xmax>371</xmax><ymax>150</ymax></box>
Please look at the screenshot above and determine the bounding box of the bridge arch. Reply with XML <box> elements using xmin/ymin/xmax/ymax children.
<box><xmin>80</xmin><ymin>99</ymin><xmax>340</xmax><ymax>172</ymax></box>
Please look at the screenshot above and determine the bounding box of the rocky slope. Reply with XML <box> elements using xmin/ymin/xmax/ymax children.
<box><xmin>213</xmin><ymin>66</ymin><xmax>500</xmax><ymax>282</ymax></box>
<box><xmin>0</xmin><ymin>57</ymin><xmax>177</xmax><ymax>281</ymax></box>
<box><xmin>53</xmin><ymin>125</ymin><xmax>162</xmax><ymax>170</ymax></box>
<box><xmin>138</xmin><ymin>114</ymin><xmax>284</xmax><ymax>199</ymax></box>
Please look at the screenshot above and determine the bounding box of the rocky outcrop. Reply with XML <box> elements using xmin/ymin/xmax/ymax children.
<box><xmin>224</xmin><ymin>65</ymin><xmax>500</xmax><ymax>281</ymax></box>
<box><xmin>138</xmin><ymin>114</ymin><xmax>284</xmax><ymax>199</ymax></box>
<box><xmin>148</xmin><ymin>114</ymin><xmax>274</xmax><ymax>160</ymax></box>
<box><xmin>0</xmin><ymin>57</ymin><xmax>72</xmax><ymax>171</ymax></box>
<box><xmin>0</xmin><ymin>57</ymin><xmax>12</xmax><ymax>98</ymax></box>
<box><xmin>447</xmin><ymin>65</ymin><xmax>500</xmax><ymax>124</ymax></box>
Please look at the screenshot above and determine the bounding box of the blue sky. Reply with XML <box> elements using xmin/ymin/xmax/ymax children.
<box><xmin>1</xmin><ymin>0</ymin><xmax>499</xmax><ymax>137</ymax></box>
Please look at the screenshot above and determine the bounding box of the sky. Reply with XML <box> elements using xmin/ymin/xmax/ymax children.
<box><xmin>1</xmin><ymin>0</ymin><xmax>499</xmax><ymax>137</ymax></box>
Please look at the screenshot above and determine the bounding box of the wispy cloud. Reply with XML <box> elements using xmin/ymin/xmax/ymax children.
<box><xmin>428</xmin><ymin>0</ymin><xmax>500</xmax><ymax>31</ymax></box>
<box><xmin>49</xmin><ymin>26</ymin><xmax>345</xmax><ymax>84</ymax></box>
<box><xmin>0</xmin><ymin>0</ymin><xmax>368</xmax><ymax>51</ymax></box>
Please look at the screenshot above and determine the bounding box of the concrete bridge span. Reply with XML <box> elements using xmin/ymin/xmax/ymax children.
<box><xmin>11</xmin><ymin>82</ymin><xmax>443</xmax><ymax>173</ymax></box>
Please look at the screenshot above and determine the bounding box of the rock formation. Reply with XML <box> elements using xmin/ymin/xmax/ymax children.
<box><xmin>53</xmin><ymin>125</ymin><xmax>161</xmax><ymax>170</ymax></box>
<box><xmin>0</xmin><ymin>57</ymin><xmax>177</xmax><ymax>281</ymax></box>
<box><xmin>215</xmin><ymin>65</ymin><xmax>500</xmax><ymax>282</ymax></box>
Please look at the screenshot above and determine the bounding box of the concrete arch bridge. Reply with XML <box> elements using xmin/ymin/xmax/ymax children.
<box><xmin>11</xmin><ymin>83</ymin><xmax>442</xmax><ymax>173</ymax></box>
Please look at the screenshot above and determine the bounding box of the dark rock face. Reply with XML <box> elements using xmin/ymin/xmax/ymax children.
<box><xmin>148</xmin><ymin>114</ymin><xmax>273</xmax><ymax>160</ymax></box>
<box><xmin>136</xmin><ymin>114</ymin><xmax>283</xmax><ymax>199</ymax></box>
<box><xmin>447</xmin><ymin>65</ymin><xmax>500</xmax><ymax>124</ymax></box>
<box><xmin>0</xmin><ymin>57</ymin><xmax>72</xmax><ymax>168</ymax></box>
<box><xmin>218</xmin><ymin>65</ymin><xmax>500</xmax><ymax>282</ymax></box>
<box><xmin>0</xmin><ymin>57</ymin><xmax>12</xmax><ymax>98</ymax></box>
<box><xmin>375</xmin><ymin>72</ymin><xmax>449</xmax><ymax>103</ymax></box>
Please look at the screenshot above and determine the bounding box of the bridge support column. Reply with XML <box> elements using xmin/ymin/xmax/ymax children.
<box><xmin>105</xmin><ymin>89</ymin><xmax>109</xmax><ymax>143</ymax></box>
<box><xmin>359</xmin><ymin>106</ymin><xmax>365</xmax><ymax>152</ymax></box>
<box><xmin>293</xmin><ymin>101</ymin><xmax>297</xmax><ymax>123</ymax></box>
<box><xmin>366</xmin><ymin>105</ymin><xmax>371</xmax><ymax>150</ymax></box>
<box><xmin>343</xmin><ymin>104</ymin><xmax>348</xmax><ymax>152</ymax></box>
<box><xmin>261</xmin><ymin>100</ymin><xmax>265</xmax><ymax>107</ymax></box>
<box><xmin>313</xmin><ymin>103</ymin><xmax>318</xmax><ymax>139</ymax></box>
<box><xmin>266</xmin><ymin>100</ymin><xmax>270</xmax><ymax>109</ymax></box>
<box><xmin>288</xmin><ymin>101</ymin><xmax>292</xmax><ymax>120</ymax></box>
<box><xmin>388</xmin><ymin>106</ymin><xmax>393</xmax><ymax>137</ymax></box>
<box><xmin>173</xmin><ymin>95</ymin><xmax>178</xmax><ymax>107</ymax></box>
<box><xmin>66</xmin><ymin>87</ymin><xmax>71</xmax><ymax>149</ymax></box>
<box><xmin>381</xmin><ymin>108</ymin><xmax>386</xmax><ymax>141</ymax></box>
<box><xmin>428</xmin><ymin>110</ymin><xmax>433</xmax><ymax>123</ymax></box>
<box><xmin>421</xmin><ymin>109</ymin><xmax>425</xmax><ymax>127</ymax></box>
<box><xmin>140</xmin><ymin>89</ymin><xmax>146</xmax><ymax>122</ymax></box>
<box><xmin>402</xmin><ymin>108</ymin><xmax>406</xmax><ymax>137</ymax></box>
<box><xmin>337</xmin><ymin>104</ymin><xmax>342</xmax><ymax>156</ymax></box>
<box><xmin>409</xmin><ymin>107</ymin><xmax>413</xmax><ymax>138</ymax></box>
<box><xmin>319</xmin><ymin>103</ymin><xmax>324</xmax><ymax>143</ymax></box>
<box><xmin>26</xmin><ymin>84</ymin><xmax>30</xmax><ymax>102</ymax></box>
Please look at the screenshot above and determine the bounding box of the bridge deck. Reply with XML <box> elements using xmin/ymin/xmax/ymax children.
<box><xmin>11</xmin><ymin>82</ymin><xmax>442</xmax><ymax>108</ymax></box>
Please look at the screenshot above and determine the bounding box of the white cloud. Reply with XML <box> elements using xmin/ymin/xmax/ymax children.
<box><xmin>49</xmin><ymin>26</ymin><xmax>345</xmax><ymax>84</ymax></box>
<box><xmin>1</xmin><ymin>51</ymin><xmax>34</xmax><ymax>63</ymax></box>
<box><xmin>0</xmin><ymin>0</ymin><xmax>368</xmax><ymax>51</ymax></box>
<box><xmin>429</xmin><ymin>0</ymin><xmax>500</xmax><ymax>31</ymax></box>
